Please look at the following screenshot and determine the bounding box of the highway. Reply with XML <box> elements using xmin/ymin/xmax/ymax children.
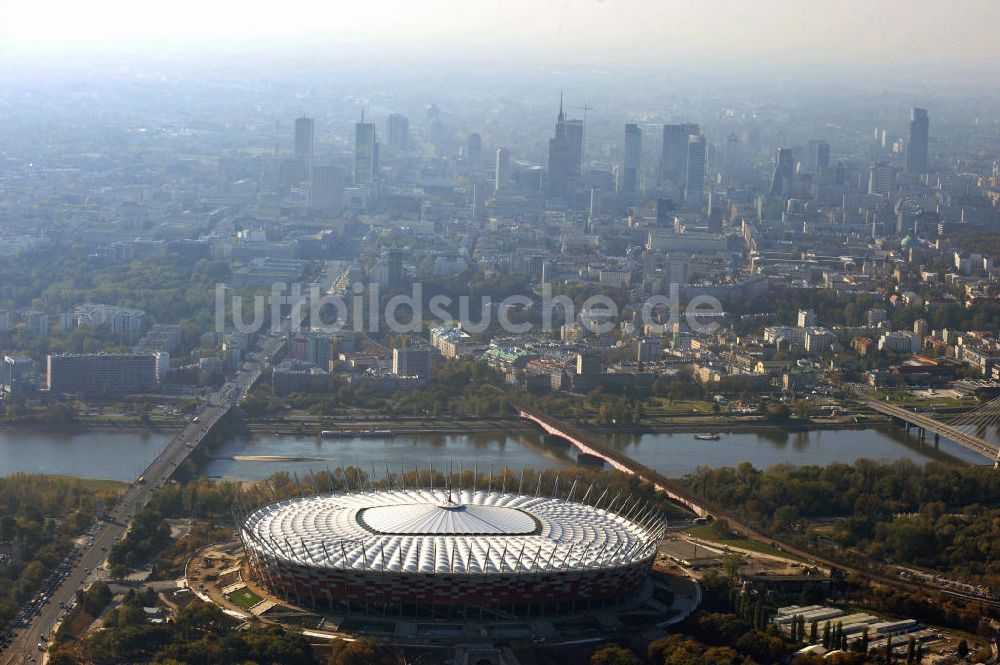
<box><xmin>1</xmin><ymin>260</ymin><xmax>343</xmax><ymax>665</ymax></box>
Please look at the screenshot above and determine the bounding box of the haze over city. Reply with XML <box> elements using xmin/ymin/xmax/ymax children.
<box><xmin>3</xmin><ymin>2</ymin><xmax>1000</xmax><ymax>665</ymax></box>
<box><xmin>4</xmin><ymin>0</ymin><xmax>1000</xmax><ymax>82</ymax></box>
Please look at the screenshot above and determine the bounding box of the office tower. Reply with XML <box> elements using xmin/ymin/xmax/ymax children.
<box><xmin>566</xmin><ymin>119</ymin><xmax>584</xmax><ymax>177</ymax></box>
<box><xmin>706</xmin><ymin>192</ymin><xmax>724</xmax><ymax>232</ymax></box>
<box><xmin>906</xmin><ymin>107</ymin><xmax>929</xmax><ymax>173</ymax></box>
<box><xmin>466</xmin><ymin>132</ymin><xmax>482</xmax><ymax>164</ymax></box>
<box><xmin>723</xmin><ymin>133</ymin><xmax>740</xmax><ymax>171</ymax></box>
<box><xmin>869</xmin><ymin>161</ymin><xmax>894</xmax><ymax>194</ymax></box>
<box><xmin>797</xmin><ymin>309</ymin><xmax>817</xmax><ymax>327</ymax></box>
<box><xmin>815</xmin><ymin>141</ymin><xmax>831</xmax><ymax>170</ymax></box>
<box><xmin>472</xmin><ymin>180</ymin><xmax>486</xmax><ymax>224</ymax></box>
<box><xmin>294</xmin><ymin>116</ymin><xmax>314</xmax><ymax>181</ymax></box>
<box><xmin>354</xmin><ymin>112</ymin><xmax>377</xmax><ymax>185</ymax></box>
<box><xmin>386</xmin><ymin>113</ymin><xmax>409</xmax><ymax>151</ymax></box>
<box><xmin>309</xmin><ymin>165</ymin><xmax>345</xmax><ymax>214</ymax></box>
<box><xmin>494</xmin><ymin>147</ymin><xmax>510</xmax><ymax>193</ymax></box>
<box><xmin>392</xmin><ymin>346</ymin><xmax>430</xmax><ymax>378</ymax></box>
<box><xmin>621</xmin><ymin>123</ymin><xmax>642</xmax><ymax>195</ymax></box>
<box><xmin>684</xmin><ymin>134</ymin><xmax>706</xmax><ymax>206</ymax></box>
<box><xmin>576</xmin><ymin>351</ymin><xmax>602</xmax><ymax>375</ymax></box>
<box><xmin>589</xmin><ymin>188</ymin><xmax>599</xmax><ymax>220</ymax></box>
<box><xmin>547</xmin><ymin>95</ymin><xmax>574</xmax><ymax>200</ymax></box>
<box><xmin>768</xmin><ymin>148</ymin><xmax>795</xmax><ymax>197</ymax></box>
<box><xmin>660</xmin><ymin>123</ymin><xmax>700</xmax><ymax>186</ymax></box>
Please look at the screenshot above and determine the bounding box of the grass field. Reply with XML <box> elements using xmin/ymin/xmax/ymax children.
<box><xmin>645</xmin><ymin>398</ymin><xmax>718</xmax><ymax>414</ymax></box>
<box><xmin>227</xmin><ymin>587</ymin><xmax>263</xmax><ymax>610</ymax></box>
<box><xmin>686</xmin><ymin>525</ymin><xmax>806</xmax><ymax>562</ymax></box>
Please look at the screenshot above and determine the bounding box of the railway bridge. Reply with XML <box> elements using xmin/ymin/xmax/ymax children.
<box><xmin>518</xmin><ymin>408</ymin><xmax>711</xmax><ymax>517</ymax></box>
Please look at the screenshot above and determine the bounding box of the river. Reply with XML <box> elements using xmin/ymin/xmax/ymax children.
<box><xmin>0</xmin><ymin>425</ymin><xmax>986</xmax><ymax>482</ymax></box>
<box><xmin>604</xmin><ymin>426</ymin><xmax>985</xmax><ymax>476</ymax></box>
<box><xmin>0</xmin><ymin>428</ymin><xmax>173</xmax><ymax>481</ymax></box>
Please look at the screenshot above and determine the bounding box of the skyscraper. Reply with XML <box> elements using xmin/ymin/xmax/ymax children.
<box><xmin>309</xmin><ymin>165</ymin><xmax>345</xmax><ymax>214</ymax></box>
<box><xmin>494</xmin><ymin>147</ymin><xmax>510</xmax><ymax>194</ymax></box>
<box><xmin>547</xmin><ymin>96</ymin><xmax>574</xmax><ymax>201</ymax></box>
<box><xmin>723</xmin><ymin>133</ymin><xmax>740</xmax><ymax>171</ymax></box>
<box><xmin>815</xmin><ymin>141</ymin><xmax>831</xmax><ymax>170</ymax></box>
<box><xmin>660</xmin><ymin>123</ymin><xmax>700</xmax><ymax>187</ymax></box>
<box><xmin>472</xmin><ymin>180</ymin><xmax>487</xmax><ymax>224</ymax></box>
<box><xmin>565</xmin><ymin>119</ymin><xmax>584</xmax><ymax>178</ymax></box>
<box><xmin>621</xmin><ymin>123</ymin><xmax>642</xmax><ymax>195</ymax></box>
<box><xmin>768</xmin><ymin>148</ymin><xmax>795</xmax><ymax>197</ymax></box>
<box><xmin>466</xmin><ymin>132</ymin><xmax>482</xmax><ymax>164</ymax></box>
<box><xmin>294</xmin><ymin>116</ymin><xmax>314</xmax><ymax>181</ymax></box>
<box><xmin>354</xmin><ymin>112</ymin><xmax>377</xmax><ymax>185</ymax></box>
<box><xmin>906</xmin><ymin>107</ymin><xmax>929</xmax><ymax>173</ymax></box>
<box><xmin>386</xmin><ymin>113</ymin><xmax>409</xmax><ymax>151</ymax></box>
<box><xmin>684</xmin><ymin>134</ymin><xmax>706</xmax><ymax>206</ymax></box>
<box><xmin>869</xmin><ymin>161</ymin><xmax>894</xmax><ymax>194</ymax></box>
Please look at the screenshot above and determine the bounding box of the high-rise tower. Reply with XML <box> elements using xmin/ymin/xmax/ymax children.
<box><xmin>386</xmin><ymin>113</ymin><xmax>409</xmax><ymax>151</ymax></box>
<box><xmin>547</xmin><ymin>95</ymin><xmax>574</xmax><ymax>201</ymax></box>
<box><xmin>768</xmin><ymin>148</ymin><xmax>795</xmax><ymax>197</ymax></box>
<box><xmin>621</xmin><ymin>123</ymin><xmax>642</xmax><ymax>195</ymax></box>
<box><xmin>466</xmin><ymin>132</ymin><xmax>482</xmax><ymax>164</ymax></box>
<box><xmin>660</xmin><ymin>123</ymin><xmax>700</xmax><ymax>187</ymax></box>
<box><xmin>815</xmin><ymin>141</ymin><xmax>831</xmax><ymax>170</ymax></box>
<box><xmin>294</xmin><ymin>116</ymin><xmax>314</xmax><ymax>181</ymax></box>
<box><xmin>310</xmin><ymin>165</ymin><xmax>345</xmax><ymax>214</ymax></box>
<box><xmin>494</xmin><ymin>148</ymin><xmax>510</xmax><ymax>194</ymax></box>
<box><xmin>354</xmin><ymin>111</ymin><xmax>377</xmax><ymax>185</ymax></box>
<box><xmin>684</xmin><ymin>134</ymin><xmax>706</xmax><ymax>206</ymax></box>
<box><xmin>565</xmin><ymin>120</ymin><xmax>584</xmax><ymax>178</ymax></box>
<box><xmin>905</xmin><ymin>107</ymin><xmax>929</xmax><ymax>174</ymax></box>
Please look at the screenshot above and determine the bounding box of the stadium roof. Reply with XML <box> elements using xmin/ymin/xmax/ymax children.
<box><xmin>241</xmin><ymin>488</ymin><xmax>660</xmax><ymax>575</ymax></box>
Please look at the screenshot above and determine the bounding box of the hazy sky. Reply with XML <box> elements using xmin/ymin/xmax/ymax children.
<box><xmin>3</xmin><ymin>0</ymin><xmax>1000</xmax><ymax>78</ymax></box>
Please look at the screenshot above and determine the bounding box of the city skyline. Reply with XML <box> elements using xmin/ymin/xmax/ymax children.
<box><xmin>2</xmin><ymin>4</ymin><xmax>1000</xmax><ymax>665</ymax></box>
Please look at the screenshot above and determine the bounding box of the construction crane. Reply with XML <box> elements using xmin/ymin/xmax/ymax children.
<box><xmin>566</xmin><ymin>103</ymin><xmax>594</xmax><ymax>164</ymax></box>
<box><xmin>566</xmin><ymin>103</ymin><xmax>594</xmax><ymax>127</ymax></box>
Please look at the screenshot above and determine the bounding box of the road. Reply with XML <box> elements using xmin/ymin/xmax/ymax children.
<box><xmin>520</xmin><ymin>406</ymin><xmax>1000</xmax><ymax>610</ymax></box>
<box><xmin>0</xmin><ymin>366</ymin><xmax>258</xmax><ymax>665</ymax></box>
<box><xmin>861</xmin><ymin>398</ymin><xmax>1000</xmax><ymax>462</ymax></box>
<box><xmin>0</xmin><ymin>261</ymin><xmax>344</xmax><ymax>664</ymax></box>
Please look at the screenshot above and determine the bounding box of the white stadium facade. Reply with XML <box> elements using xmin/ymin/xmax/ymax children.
<box><xmin>235</xmin><ymin>484</ymin><xmax>665</xmax><ymax>617</ymax></box>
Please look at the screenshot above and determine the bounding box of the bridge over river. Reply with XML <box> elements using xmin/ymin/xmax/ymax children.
<box><xmin>862</xmin><ymin>397</ymin><xmax>1000</xmax><ymax>465</ymax></box>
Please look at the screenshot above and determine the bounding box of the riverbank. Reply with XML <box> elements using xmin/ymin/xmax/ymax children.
<box><xmin>0</xmin><ymin>419</ymin><xmax>181</xmax><ymax>434</ymax></box>
<box><xmin>244</xmin><ymin>421</ymin><xmax>535</xmax><ymax>436</ymax></box>
<box><xmin>590</xmin><ymin>415</ymin><xmax>889</xmax><ymax>435</ymax></box>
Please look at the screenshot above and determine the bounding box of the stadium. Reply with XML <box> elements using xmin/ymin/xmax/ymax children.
<box><xmin>234</xmin><ymin>482</ymin><xmax>665</xmax><ymax>617</ymax></box>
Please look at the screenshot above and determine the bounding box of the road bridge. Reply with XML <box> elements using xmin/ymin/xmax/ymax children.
<box><xmin>862</xmin><ymin>398</ymin><xmax>1000</xmax><ymax>464</ymax></box>
<box><xmin>519</xmin><ymin>406</ymin><xmax>1000</xmax><ymax>609</ymax></box>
